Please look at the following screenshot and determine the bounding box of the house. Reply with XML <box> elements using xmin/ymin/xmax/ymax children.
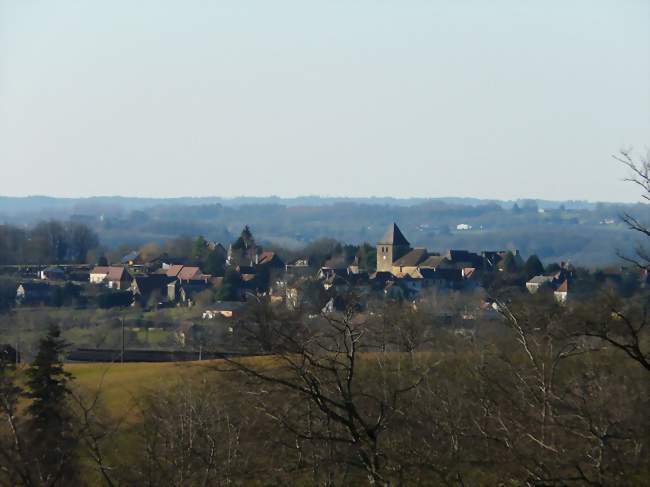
<box><xmin>526</xmin><ymin>275</ymin><xmax>555</xmax><ymax>293</ymax></box>
<box><xmin>348</xmin><ymin>256</ymin><xmax>362</xmax><ymax>274</ymax></box>
<box><xmin>165</xmin><ymin>265</ymin><xmax>201</xmax><ymax>280</ymax></box>
<box><xmin>495</xmin><ymin>251</ymin><xmax>524</xmax><ymax>272</ymax></box>
<box><xmin>90</xmin><ymin>266</ymin><xmax>132</xmax><ymax>290</ymax></box>
<box><xmin>131</xmin><ymin>275</ymin><xmax>174</xmax><ymax>306</ymax></box>
<box><xmin>39</xmin><ymin>266</ymin><xmax>65</xmax><ymax>281</ymax></box>
<box><xmin>202</xmin><ymin>301</ymin><xmax>246</xmax><ymax>319</ymax></box>
<box><xmin>168</xmin><ymin>280</ymin><xmax>212</xmax><ymax>305</ymax></box>
<box><xmin>481</xmin><ymin>251</ymin><xmax>502</xmax><ymax>270</ymax></box>
<box><xmin>482</xmin><ymin>250</ymin><xmax>523</xmax><ymax>271</ymax></box>
<box><xmin>179</xmin><ymin>281</ymin><xmax>210</xmax><ymax>305</ymax></box>
<box><xmin>462</xmin><ymin>267</ymin><xmax>477</xmax><ymax>279</ymax></box>
<box><xmin>16</xmin><ymin>282</ymin><xmax>51</xmax><ymax>305</ymax></box>
<box><xmin>554</xmin><ymin>280</ymin><xmax>569</xmax><ymax>303</ymax></box>
<box><xmin>286</xmin><ymin>257</ymin><xmax>311</xmax><ymax>276</ymax></box>
<box><xmin>90</xmin><ymin>266</ymin><xmax>111</xmax><ymax>284</ymax></box>
<box><xmin>106</xmin><ymin>267</ymin><xmax>132</xmax><ymax>289</ymax></box>
<box><xmin>256</xmin><ymin>251</ymin><xmax>284</xmax><ymax>269</ymax></box>
<box><xmin>418</xmin><ymin>254</ymin><xmax>445</xmax><ymax>270</ymax></box>
<box><xmin>446</xmin><ymin>250</ymin><xmax>484</xmax><ymax>269</ymax></box>
<box><xmin>145</xmin><ymin>253</ymin><xmax>188</xmax><ymax>271</ymax></box>
<box><xmin>391</xmin><ymin>248</ymin><xmax>429</xmax><ymax>277</ymax></box>
<box><xmin>167</xmin><ymin>280</ymin><xmax>181</xmax><ymax>301</ymax></box>
<box><xmin>416</xmin><ymin>268</ymin><xmax>463</xmax><ymax>289</ymax></box>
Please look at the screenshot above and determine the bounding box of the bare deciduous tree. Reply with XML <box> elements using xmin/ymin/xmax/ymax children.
<box><xmin>568</xmin><ymin>149</ymin><xmax>650</xmax><ymax>373</ymax></box>
<box><xmin>131</xmin><ymin>378</ymin><xmax>246</xmax><ymax>487</ymax></box>
<box><xmin>486</xmin><ymin>294</ymin><xmax>649</xmax><ymax>485</ymax></box>
<box><xmin>222</xmin><ymin>304</ymin><xmax>430</xmax><ymax>486</ymax></box>
<box><xmin>614</xmin><ymin>148</ymin><xmax>650</xmax><ymax>269</ymax></box>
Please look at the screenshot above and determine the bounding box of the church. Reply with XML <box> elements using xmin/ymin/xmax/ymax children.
<box><xmin>376</xmin><ymin>223</ymin><xmax>487</xmax><ymax>279</ymax></box>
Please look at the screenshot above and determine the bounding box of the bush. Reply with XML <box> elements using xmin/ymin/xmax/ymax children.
<box><xmin>96</xmin><ymin>291</ymin><xmax>133</xmax><ymax>309</ymax></box>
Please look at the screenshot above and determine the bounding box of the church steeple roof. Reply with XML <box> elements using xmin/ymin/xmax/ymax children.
<box><xmin>378</xmin><ymin>223</ymin><xmax>410</xmax><ymax>246</ymax></box>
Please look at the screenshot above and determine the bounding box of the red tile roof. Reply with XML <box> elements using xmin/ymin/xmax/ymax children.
<box><xmin>556</xmin><ymin>280</ymin><xmax>569</xmax><ymax>293</ymax></box>
<box><xmin>257</xmin><ymin>251</ymin><xmax>277</xmax><ymax>265</ymax></box>
<box><xmin>165</xmin><ymin>265</ymin><xmax>185</xmax><ymax>278</ymax></box>
<box><xmin>107</xmin><ymin>267</ymin><xmax>130</xmax><ymax>282</ymax></box>
<box><xmin>91</xmin><ymin>266</ymin><xmax>130</xmax><ymax>281</ymax></box>
<box><xmin>177</xmin><ymin>266</ymin><xmax>202</xmax><ymax>281</ymax></box>
<box><xmin>90</xmin><ymin>266</ymin><xmax>111</xmax><ymax>275</ymax></box>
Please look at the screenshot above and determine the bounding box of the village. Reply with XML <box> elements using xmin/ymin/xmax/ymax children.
<box><xmin>12</xmin><ymin>222</ymin><xmax>635</xmax><ymax>320</ymax></box>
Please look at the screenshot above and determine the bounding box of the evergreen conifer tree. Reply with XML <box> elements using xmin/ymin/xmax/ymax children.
<box><xmin>26</xmin><ymin>325</ymin><xmax>78</xmax><ymax>485</ymax></box>
<box><xmin>524</xmin><ymin>254</ymin><xmax>545</xmax><ymax>279</ymax></box>
<box><xmin>233</xmin><ymin>225</ymin><xmax>255</xmax><ymax>250</ymax></box>
<box><xmin>501</xmin><ymin>252</ymin><xmax>518</xmax><ymax>273</ymax></box>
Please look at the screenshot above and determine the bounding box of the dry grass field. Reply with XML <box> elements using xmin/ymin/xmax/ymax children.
<box><xmin>67</xmin><ymin>361</ymin><xmax>219</xmax><ymax>421</ymax></box>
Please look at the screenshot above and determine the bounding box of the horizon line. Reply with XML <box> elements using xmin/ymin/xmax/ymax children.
<box><xmin>0</xmin><ymin>194</ymin><xmax>641</xmax><ymax>206</ymax></box>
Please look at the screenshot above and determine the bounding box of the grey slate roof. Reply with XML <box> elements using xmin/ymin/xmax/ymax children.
<box><xmin>419</xmin><ymin>255</ymin><xmax>445</xmax><ymax>269</ymax></box>
<box><xmin>393</xmin><ymin>248</ymin><xmax>429</xmax><ymax>267</ymax></box>
<box><xmin>527</xmin><ymin>275</ymin><xmax>554</xmax><ymax>285</ymax></box>
<box><xmin>378</xmin><ymin>223</ymin><xmax>410</xmax><ymax>246</ymax></box>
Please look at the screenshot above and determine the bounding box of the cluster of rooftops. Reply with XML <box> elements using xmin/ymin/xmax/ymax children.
<box><xmin>15</xmin><ymin>223</ymin><xmax>576</xmax><ymax>307</ymax></box>
<box><xmin>294</xmin><ymin>223</ymin><xmax>528</xmax><ymax>301</ymax></box>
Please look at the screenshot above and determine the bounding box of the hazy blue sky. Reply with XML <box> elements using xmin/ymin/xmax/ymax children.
<box><xmin>1</xmin><ymin>1</ymin><xmax>648</xmax><ymax>202</ymax></box>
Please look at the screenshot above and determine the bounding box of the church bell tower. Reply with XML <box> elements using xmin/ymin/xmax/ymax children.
<box><xmin>376</xmin><ymin>223</ymin><xmax>411</xmax><ymax>273</ymax></box>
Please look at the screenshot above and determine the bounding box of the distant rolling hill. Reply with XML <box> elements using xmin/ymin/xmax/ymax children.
<box><xmin>0</xmin><ymin>195</ymin><xmax>647</xmax><ymax>266</ymax></box>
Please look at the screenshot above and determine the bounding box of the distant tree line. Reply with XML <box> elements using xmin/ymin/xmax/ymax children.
<box><xmin>3</xmin><ymin>194</ymin><xmax>646</xmax><ymax>266</ymax></box>
<box><xmin>0</xmin><ymin>221</ymin><xmax>99</xmax><ymax>265</ymax></box>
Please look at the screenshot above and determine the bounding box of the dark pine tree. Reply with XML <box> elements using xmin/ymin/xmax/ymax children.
<box><xmin>203</xmin><ymin>248</ymin><xmax>226</xmax><ymax>276</ymax></box>
<box><xmin>192</xmin><ymin>235</ymin><xmax>208</xmax><ymax>260</ymax></box>
<box><xmin>524</xmin><ymin>254</ymin><xmax>545</xmax><ymax>280</ymax></box>
<box><xmin>502</xmin><ymin>252</ymin><xmax>518</xmax><ymax>274</ymax></box>
<box><xmin>232</xmin><ymin>225</ymin><xmax>255</xmax><ymax>251</ymax></box>
<box><xmin>215</xmin><ymin>267</ymin><xmax>242</xmax><ymax>301</ymax></box>
<box><xmin>26</xmin><ymin>325</ymin><xmax>78</xmax><ymax>485</ymax></box>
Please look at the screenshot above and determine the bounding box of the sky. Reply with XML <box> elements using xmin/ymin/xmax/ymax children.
<box><xmin>0</xmin><ymin>1</ymin><xmax>648</xmax><ymax>202</ymax></box>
